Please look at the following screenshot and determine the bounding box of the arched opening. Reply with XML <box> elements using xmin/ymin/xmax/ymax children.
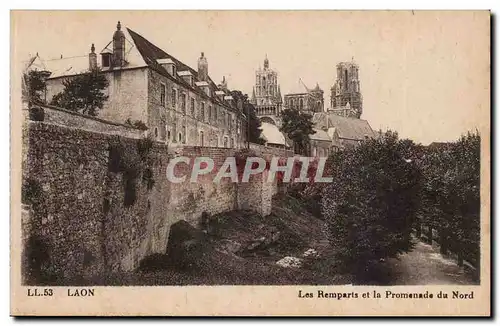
<box><xmin>260</xmin><ymin>116</ymin><xmax>276</xmax><ymax>125</ymax></box>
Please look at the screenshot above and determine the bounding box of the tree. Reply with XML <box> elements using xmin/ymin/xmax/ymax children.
<box><xmin>280</xmin><ymin>108</ymin><xmax>315</xmax><ymax>155</ymax></box>
<box><xmin>420</xmin><ymin>131</ymin><xmax>480</xmax><ymax>267</ymax></box>
<box><xmin>322</xmin><ymin>131</ymin><xmax>422</xmax><ymax>281</ymax></box>
<box><xmin>23</xmin><ymin>70</ymin><xmax>48</xmax><ymax>105</ymax></box>
<box><xmin>51</xmin><ymin>68</ymin><xmax>109</xmax><ymax>116</ymax></box>
<box><xmin>230</xmin><ymin>90</ymin><xmax>265</xmax><ymax>145</ymax></box>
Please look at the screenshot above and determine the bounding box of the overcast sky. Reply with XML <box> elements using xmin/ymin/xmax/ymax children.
<box><xmin>12</xmin><ymin>11</ymin><xmax>489</xmax><ymax>144</ymax></box>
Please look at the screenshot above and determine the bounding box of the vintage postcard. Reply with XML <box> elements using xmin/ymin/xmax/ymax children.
<box><xmin>10</xmin><ymin>10</ymin><xmax>491</xmax><ymax>316</ymax></box>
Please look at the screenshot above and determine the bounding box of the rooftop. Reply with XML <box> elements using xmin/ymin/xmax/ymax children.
<box><xmin>312</xmin><ymin>112</ymin><xmax>376</xmax><ymax>141</ymax></box>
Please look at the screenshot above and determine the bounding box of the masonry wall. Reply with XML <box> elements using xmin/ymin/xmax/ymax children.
<box><xmin>40</xmin><ymin>104</ymin><xmax>145</xmax><ymax>139</ymax></box>
<box><xmin>45</xmin><ymin>68</ymin><xmax>150</xmax><ymax>126</ymax></box>
<box><xmin>22</xmin><ymin>122</ymin><xmax>292</xmax><ymax>283</ymax></box>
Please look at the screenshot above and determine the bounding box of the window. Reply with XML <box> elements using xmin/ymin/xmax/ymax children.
<box><xmin>178</xmin><ymin>132</ymin><xmax>182</xmax><ymax>143</ymax></box>
<box><xmin>299</xmin><ymin>98</ymin><xmax>304</xmax><ymax>110</ymax></box>
<box><xmin>181</xmin><ymin>93</ymin><xmax>186</xmax><ymax>114</ymax></box>
<box><xmin>165</xmin><ymin>126</ymin><xmax>170</xmax><ymax>142</ymax></box>
<box><xmin>214</xmin><ymin>107</ymin><xmax>218</xmax><ymax>121</ymax></box>
<box><xmin>172</xmin><ymin>89</ymin><xmax>177</xmax><ymax>108</ymax></box>
<box><xmin>182</xmin><ymin>126</ymin><xmax>186</xmax><ymax>144</ymax></box>
<box><xmin>160</xmin><ymin>83</ymin><xmax>166</xmax><ymax>106</ymax></box>
<box><xmin>200</xmin><ymin>102</ymin><xmax>205</xmax><ymax>121</ymax></box>
<box><xmin>208</xmin><ymin>106</ymin><xmax>212</xmax><ymax>121</ymax></box>
<box><xmin>172</xmin><ymin>65</ymin><xmax>176</xmax><ymax>77</ymax></box>
<box><xmin>154</xmin><ymin>127</ymin><xmax>158</xmax><ymax>139</ymax></box>
<box><xmin>223</xmin><ymin>137</ymin><xmax>228</xmax><ymax>148</ymax></box>
<box><xmin>200</xmin><ymin>131</ymin><xmax>204</xmax><ymax>146</ymax></box>
<box><xmin>102</xmin><ymin>53</ymin><xmax>111</xmax><ymax>67</ymax></box>
<box><xmin>172</xmin><ymin>123</ymin><xmax>177</xmax><ymax>142</ymax></box>
<box><xmin>230</xmin><ymin>138</ymin><xmax>234</xmax><ymax>148</ymax></box>
<box><xmin>190</xmin><ymin>98</ymin><xmax>195</xmax><ymax>116</ymax></box>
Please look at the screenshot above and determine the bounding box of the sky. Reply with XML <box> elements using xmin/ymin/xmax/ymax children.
<box><xmin>12</xmin><ymin>10</ymin><xmax>490</xmax><ymax>144</ymax></box>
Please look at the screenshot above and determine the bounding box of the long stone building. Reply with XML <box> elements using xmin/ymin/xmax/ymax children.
<box><xmin>28</xmin><ymin>21</ymin><xmax>247</xmax><ymax>149</ymax></box>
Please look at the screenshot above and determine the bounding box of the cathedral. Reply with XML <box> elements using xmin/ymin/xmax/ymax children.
<box><xmin>329</xmin><ymin>60</ymin><xmax>363</xmax><ymax>118</ymax></box>
<box><xmin>250</xmin><ymin>55</ymin><xmax>283</xmax><ymax>126</ymax></box>
<box><xmin>248</xmin><ymin>55</ymin><xmax>375</xmax><ymax>153</ymax></box>
<box><xmin>284</xmin><ymin>79</ymin><xmax>324</xmax><ymax>114</ymax></box>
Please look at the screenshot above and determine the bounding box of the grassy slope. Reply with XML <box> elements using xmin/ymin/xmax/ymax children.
<box><xmin>107</xmin><ymin>193</ymin><xmax>352</xmax><ymax>286</ymax></box>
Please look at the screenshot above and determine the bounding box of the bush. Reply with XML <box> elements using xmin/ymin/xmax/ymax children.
<box><xmin>125</xmin><ymin>119</ymin><xmax>148</xmax><ymax>131</ymax></box>
<box><xmin>28</xmin><ymin>106</ymin><xmax>45</xmax><ymax>121</ymax></box>
<box><xmin>21</xmin><ymin>178</ymin><xmax>43</xmax><ymax>205</ymax></box>
<box><xmin>22</xmin><ymin>235</ymin><xmax>52</xmax><ymax>285</ymax></box>
<box><xmin>107</xmin><ymin>136</ymin><xmax>155</xmax><ymax>207</ymax></box>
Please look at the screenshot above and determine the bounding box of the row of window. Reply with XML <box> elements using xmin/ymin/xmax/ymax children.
<box><xmin>160</xmin><ymin>83</ymin><xmax>237</xmax><ymax>129</ymax></box>
<box><xmin>199</xmin><ymin>131</ymin><xmax>235</xmax><ymax>148</ymax></box>
<box><xmin>153</xmin><ymin>125</ymin><xmax>237</xmax><ymax>148</ymax></box>
<box><xmin>255</xmin><ymin>74</ymin><xmax>277</xmax><ymax>85</ymax></box>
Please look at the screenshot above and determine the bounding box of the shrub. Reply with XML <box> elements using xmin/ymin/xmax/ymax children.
<box><xmin>21</xmin><ymin>178</ymin><xmax>43</xmax><ymax>205</ymax></box>
<box><xmin>107</xmin><ymin>136</ymin><xmax>156</xmax><ymax>207</ymax></box>
<box><xmin>28</xmin><ymin>106</ymin><xmax>45</xmax><ymax>121</ymax></box>
<box><xmin>125</xmin><ymin>119</ymin><xmax>148</xmax><ymax>131</ymax></box>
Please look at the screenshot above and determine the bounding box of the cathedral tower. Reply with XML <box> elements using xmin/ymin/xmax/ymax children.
<box><xmin>329</xmin><ymin>59</ymin><xmax>363</xmax><ymax>118</ymax></box>
<box><xmin>251</xmin><ymin>55</ymin><xmax>283</xmax><ymax>125</ymax></box>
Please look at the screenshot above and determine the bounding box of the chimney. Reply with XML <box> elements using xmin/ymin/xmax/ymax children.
<box><xmin>89</xmin><ymin>43</ymin><xmax>97</xmax><ymax>71</ymax></box>
<box><xmin>197</xmin><ymin>52</ymin><xmax>208</xmax><ymax>81</ymax></box>
<box><xmin>112</xmin><ymin>21</ymin><xmax>125</xmax><ymax>67</ymax></box>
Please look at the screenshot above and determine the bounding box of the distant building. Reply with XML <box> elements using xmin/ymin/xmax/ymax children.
<box><xmin>250</xmin><ymin>55</ymin><xmax>283</xmax><ymax>126</ymax></box>
<box><xmin>284</xmin><ymin>79</ymin><xmax>324</xmax><ymax>114</ymax></box>
<box><xmin>311</xmin><ymin>111</ymin><xmax>376</xmax><ymax>155</ymax></box>
<box><xmin>260</xmin><ymin>122</ymin><xmax>289</xmax><ymax>149</ymax></box>
<box><xmin>329</xmin><ymin>59</ymin><xmax>363</xmax><ymax>118</ymax></box>
<box><xmin>27</xmin><ymin>21</ymin><xmax>247</xmax><ymax>148</ymax></box>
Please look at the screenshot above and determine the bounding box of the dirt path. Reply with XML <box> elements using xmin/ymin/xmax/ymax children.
<box><xmin>385</xmin><ymin>241</ymin><xmax>478</xmax><ymax>285</ymax></box>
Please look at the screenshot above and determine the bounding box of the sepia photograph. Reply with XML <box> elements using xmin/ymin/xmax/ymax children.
<box><xmin>10</xmin><ymin>10</ymin><xmax>490</xmax><ymax>316</ymax></box>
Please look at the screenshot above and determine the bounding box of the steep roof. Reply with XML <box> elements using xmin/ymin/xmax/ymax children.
<box><xmin>261</xmin><ymin>122</ymin><xmax>286</xmax><ymax>146</ymax></box>
<box><xmin>126</xmin><ymin>28</ymin><xmax>239</xmax><ymax>113</ymax></box>
<box><xmin>286</xmin><ymin>78</ymin><xmax>310</xmax><ymax>95</ymax></box>
<box><xmin>313</xmin><ymin>112</ymin><xmax>376</xmax><ymax>141</ymax></box>
<box><xmin>310</xmin><ymin>128</ymin><xmax>330</xmax><ymax>141</ymax></box>
<box><xmin>30</xmin><ymin>24</ymin><xmax>242</xmax><ymax>116</ymax></box>
<box><xmin>40</xmin><ymin>28</ymin><xmax>148</xmax><ymax>79</ymax></box>
<box><xmin>127</xmin><ymin>28</ymin><xmax>220</xmax><ymax>95</ymax></box>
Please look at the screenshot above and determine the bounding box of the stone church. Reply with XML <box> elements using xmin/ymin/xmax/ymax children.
<box><xmin>248</xmin><ymin>56</ymin><xmax>375</xmax><ymax>155</ymax></box>
<box><xmin>284</xmin><ymin>79</ymin><xmax>325</xmax><ymax>114</ymax></box>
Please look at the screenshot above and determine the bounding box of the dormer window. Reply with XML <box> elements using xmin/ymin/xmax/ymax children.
<box><xmin>102</xmin><ymin>53</ymin><xmax>111</xmax><ymax>68</ymax></box>
<box><xmin>178</xmin><ymin>70</ymin><xmax>194</xmax><ymax>86</ymax></box>
<box><xmin>156</xmin><ymin>58</ymin><xmax>176</xmax><ymax>77</ymax></box>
